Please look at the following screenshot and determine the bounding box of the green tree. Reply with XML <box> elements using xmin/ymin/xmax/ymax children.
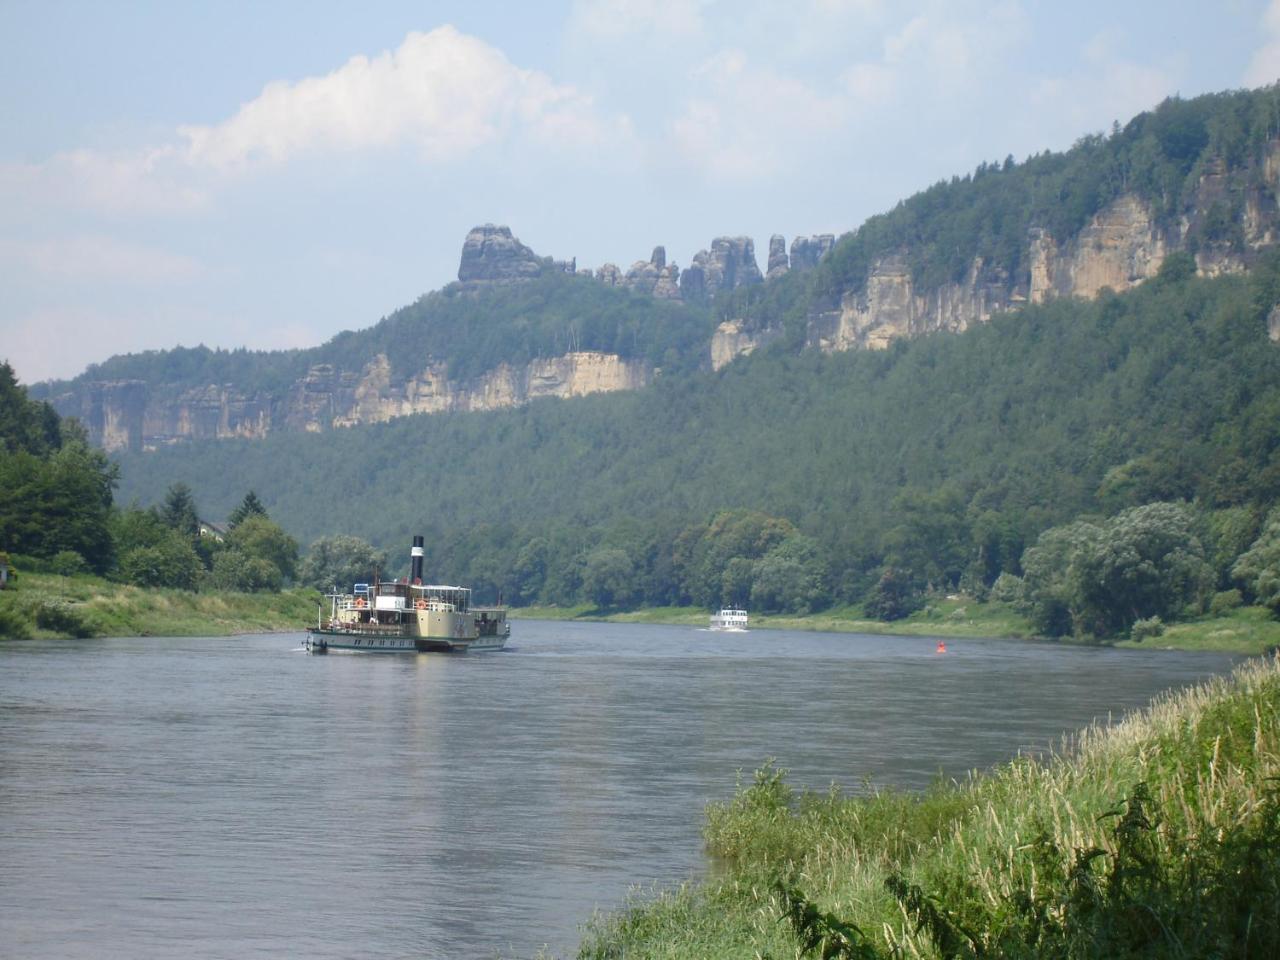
<box><xmin>1074</xmin><ymin>502</ymin><xmax>1213</xmax><ymax>636</ymax></box>
<box><xmin>226</xmin><ymin>514</ymin><xmax>298</xmax><ymax>584</ymax></box>
<box><xmin>209</xmin><ymin>549</ymin><xmax>283</xmax><ymax>592</ymax></box>
<box><xmin>297</xmin><ymin>535</ymin><xmax>388</xmax><ymax>591</ymax></box>
<box><xmin>159</xmin><ymin>482</ymin><xmax>200</xmax><ymax>540</ymax></box>
<box><xmin>117</xmin><ymin>531</ymin><xmax>203</xmax><ymax>590</ymax></box>
<box><xmin>1232</xmin><ymin>508</ymin><xmax>1280</xmax><ymax>616</ymax></box>
<box><xmin>1022</xmin><ymin>503</ymin><xmax>1212</xmax><ymax>637</ymax></box>
<box><xmin>0</xmin><ymin>441</ymin><xmax>118</xmax><ymax>572</ymax></box>
<box><xmin>582</xmin><ymin>547</ymin><xmax>635</xmax><ymax>609</ymax></box>
<box><xmin>1019</xmin><ymin>520</ymin><xmax>1101</xmax><ymax>636</ymax></box>
<box><xmin>0</xmin><ymin>360</ymin><xmax>61</xmax><ymax>456</ymax></box>
<box><xmin>750</xmin><ymin>535</ymin><xmax>829</xmax><ymax>614</ymax></box>
<box><xmin>227</xmin><ymin>490</ymin><xmax>268</xmax><ymax>528</ymax></box>
<box><xmin>863</xmin><ymin>567</ymin><xmax>921</xmax><ymax>621</ymax></box>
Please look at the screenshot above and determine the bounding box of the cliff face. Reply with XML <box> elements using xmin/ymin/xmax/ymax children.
<box><xmin>710</xmin><ymin>145</ymin><xmax>1280</xmax><ymax>365</ymax></box>
<box><xmin>65</xmin><ymin>351</ymin><xmax>649</xmax><ymax>452</ymax></box>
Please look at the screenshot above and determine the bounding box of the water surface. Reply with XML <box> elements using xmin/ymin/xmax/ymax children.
<box><xmin>0</xmin><ymin>622</ymin><xmax>1238</xmax><ymax>958</ymax></box>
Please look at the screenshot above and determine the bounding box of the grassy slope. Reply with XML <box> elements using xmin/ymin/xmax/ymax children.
<box><xmin>575</xmin><ymin>654</ymin><xmax>1280</xmax><ymax>958</ymax></box>
<box><xmin>512</xmin><ymin>598</ymin><xmax>1280</xmax><ymax>654</ymax></box>
<box><xmin>0</xmin><ymin>571</ymin><xmax>318</xmax><ymax>638</ymax></box>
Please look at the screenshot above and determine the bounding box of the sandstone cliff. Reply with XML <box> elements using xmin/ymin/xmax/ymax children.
<box><xmin>711</xmin><ymin>142</ymin><xmax>1280</xmax><ymax>368</ymax></box>
<box><xmin>65</xmin><ymin>351</ymin><xmax>649</xmax><ymax>452</ymax></box>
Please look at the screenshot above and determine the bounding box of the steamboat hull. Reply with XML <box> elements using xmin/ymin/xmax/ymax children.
<box><xmin>304</xmin><ymin>629</ymin><xmax>507</xmax><ymax>654</ymax></box>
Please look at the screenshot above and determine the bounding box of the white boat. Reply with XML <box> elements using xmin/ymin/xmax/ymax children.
<box><xmin>305</xmin><ymin>536</ymin><xmax>509</xmax><ymax>654</ymax></box>
<box><xmin>709</xmin><ymin>608</ymin><xmax>749</xmax><ymax>631</ymax></box>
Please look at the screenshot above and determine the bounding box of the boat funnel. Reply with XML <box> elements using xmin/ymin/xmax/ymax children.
<box><xmin>411</xmin><ymin>535</ymin><xmax>424</xmax><ymax>584</ymax></box>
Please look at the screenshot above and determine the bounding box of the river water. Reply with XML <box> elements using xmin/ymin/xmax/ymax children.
<box><xmin>0</xmin><ymin>622</ymin><xmax>1238</xmax><ymax>959</ymax></box>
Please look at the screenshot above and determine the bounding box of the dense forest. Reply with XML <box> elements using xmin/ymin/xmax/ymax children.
<box><xmin>110</xmin><ymin>252</ymin><xmax>1280</xmax><ymax>635</ymax></box>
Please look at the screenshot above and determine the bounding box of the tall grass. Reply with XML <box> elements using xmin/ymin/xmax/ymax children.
<box><xmin>576</xmin><ymin>655</ymin><xmax>1280</xmax><ymax>958</ymax></box>
<box><xmin>0</xmin><ymin>571</ymin><xmax>318</xmax><ymax>638</ymax></box>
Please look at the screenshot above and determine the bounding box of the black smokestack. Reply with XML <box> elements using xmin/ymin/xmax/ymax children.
<box><xmin>411</xmin><ymin>535</ymin><xmax>424</xmax><ymax>584</ymax></box>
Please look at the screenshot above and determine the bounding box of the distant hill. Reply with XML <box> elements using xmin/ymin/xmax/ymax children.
<box><xmin>35</xmin><ymin>86</ymin><xmax>1280</xmax><ymax>454</ymax></box>
<box><xmin>112</xmin><ymin>253</ymin><xmax>1280</xmax><ymax>611</ymax></box>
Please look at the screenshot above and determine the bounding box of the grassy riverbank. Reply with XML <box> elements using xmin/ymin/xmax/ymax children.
<box><xmin>512</xmin><ymin>597</ymin><xmax>1280</xmax><ymax>654</ymax></box>
<box><xmin>573</xmin><ymin>653</ymin><xmax>1280</xmax><ymax>958</ymax></box>
<box><xmin>0</xmin><ymin>571</ymin><xmax>319</xmax><ymax>638</ymax></box>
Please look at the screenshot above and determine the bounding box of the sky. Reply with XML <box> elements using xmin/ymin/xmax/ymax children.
<box><xmin>1</xmin><ymin>0</ymin><xmax>1278</xmax><ymax>385</ymax></box>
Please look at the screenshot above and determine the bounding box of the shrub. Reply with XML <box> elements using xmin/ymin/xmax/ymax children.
<box><xmin>1209</xmin><ymin>588</ymin><xmax>1244</xmax><ymax>616</ymax></box>
<box><xmin>989</xmin><ymin>572</ymin><xmax>1025</xmax><ymax>603</ymax></box>
<box><xmin>49</xmin><ymin>550</ymin><xmax>89</xmax><ymax>576</ymax></box>
<box><xmin>0</xmin><ymin>598</ymin><xmax>31</xmax><ymax>638</ymax></box>
<box><xmin>32</xmin><ymin>599</ymin><xmax>95</xmax><ymax>638</ymax></box>
<box><xmin>1130</xmin><ymin>615</ymin><xmax>1165</xmax><ymax>642</ymax></box>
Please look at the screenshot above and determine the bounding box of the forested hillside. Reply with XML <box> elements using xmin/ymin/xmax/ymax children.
<box><xmin>718</xmin><ymin>86</ymin><xmax>1280</xmax><ymax>340</ymax></box>
<box><xmin>33</xmin><ymin>87</ymin><xmax>1280</xmax><ymax>457</ymax></box>
<box><xmin>112</xmin><ymin>253</ymin><xmax>1280</xmax><ymax>631</ymax></box>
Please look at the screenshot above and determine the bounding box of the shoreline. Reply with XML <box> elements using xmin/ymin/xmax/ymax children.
<box><xmin>5</xmin><ymin>572</ymin><xmax>1276</xmax><ymax>654</ymax></box>
<box><xmin>511</xmin><ymin>597</ymin><xmax>1280</xmax><ymax>654</ymax></box>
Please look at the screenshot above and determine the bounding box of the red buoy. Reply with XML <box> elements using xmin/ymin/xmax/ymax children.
<box><xmin>936</xmin><ymin>641</ymin><xmax>947</xmax><ymax>654</ymax></box>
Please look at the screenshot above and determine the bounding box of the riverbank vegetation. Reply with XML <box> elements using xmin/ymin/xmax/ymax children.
<box><xmin>575</xmin><ymin>654</ymin><xmax>1280</xmax><ymax>958</ymax></box>
<box><xmin>0</xmin><ymin>570</ymin><xmax>318</xmax><ymax>639</ymax></box>
<box><xmin>512</xmin><ymin>594</ymin><xmax>1280</xmax><ymax>653</ymax></box>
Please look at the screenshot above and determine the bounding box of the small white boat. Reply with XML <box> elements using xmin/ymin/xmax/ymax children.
<box><xmin>709</xmin><ymin>608</ymin><xmax>749</xmax><ymax>631</ymax></box>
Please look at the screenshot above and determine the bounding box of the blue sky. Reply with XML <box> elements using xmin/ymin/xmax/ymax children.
<box><xmin>2</xmin><ymin>0</ymin><xmax>1277</xmax><ymax>384</ymax></box>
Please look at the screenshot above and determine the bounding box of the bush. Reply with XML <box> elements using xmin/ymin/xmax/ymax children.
<box><xmin>210</xmin><ymin>549</ymin><xmax>284</xmax><ymax>592</ymax></box>
<box><xmin>989</xmin><ymin>572</ymin><xmax>1025</xmax><ymax>603</ymax></box>
<box><xmin>49</xmin><ymin>550</ymin><xmax>89</xmax><ymax>576</ymax></box>
<box><xmin>1130</xmin><ymin>615</ymin><xmax>1165</xmax><ymax>642</ymax></box>
<box><xmin>0</xmin><ymin>598</ymin><xmax>31</xmax><ymax>638</ymax></box>
<box><xmin>32</xmin><ymin>599</ymin><xmax>95</xmax><ymax>638</ymax></box>
<box><xmin>1210</xmin><ymin>588</ymin><xmax>1244</xmax><ymax>616</ymax></box>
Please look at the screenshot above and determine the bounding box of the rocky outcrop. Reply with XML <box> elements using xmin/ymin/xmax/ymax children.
<box><xmin>621</xmin><ymin>246</ymin><xmax>681</xmax><ymax>299</ymax></box>
<box><xmin>65</xmin><ymin>351</ymin><xmax>649</xmax><ymax>451</ymax></box>
<box><xmin>806</xmin><ymin>255</ymin><xmax>1016</xmax><ymax>352</ymax></box>
<box><xmin>710</xmin><ymin>320</ymin><xmax>783</xmax><ymax>371</ymax></box>
<box><xmin>790</xmin><ymin>234</ymin><xmax>835</xmax><ymax>272</ymax></box>
<box><xmin>766</xmin><ymin>235</ymin><xmax>789</xmax><ymax>280</ymax></box>
<box><xmin>681</xmin><ymin>236</ymin><xmax>763</xmax><ymax>301</ymax></box>
<box><xmin>457</xmin><ymin>224</ymin><xmax>544</xmax><ymax>284</ymax></box>
<box><xmin>1028</xmin><ymin>196</ymin><xmax>1167</xmax><ymax>302</ymax></box>
<box><xmin>79</xmin><ymin>381</ymin><xmax>147</xmax><ymax>453</ymax></box>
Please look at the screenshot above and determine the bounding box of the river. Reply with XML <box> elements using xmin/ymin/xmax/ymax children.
<box><xmin>0</xmin><ymin>622</ymin><xmax>1239</xmax><ymax>959</ymax></box>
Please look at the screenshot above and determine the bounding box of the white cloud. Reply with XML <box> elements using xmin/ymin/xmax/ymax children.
<box><xmin>667</xmin><ymin>49</ymin><xmax>846</xmax><ymax>181</ymax></box>
<box><xmin>2</xmin><ymin>25</ymin><xmax>625</xmax><ymax>220</ymax></box>
<box><xmin>569</xmin><ymin>0</ymin><xmax>709</xmax><ymax>40</ymax></box>
<box><xmin>0</xmin><ymin>146</ymin><xmax>208</xmax><ymax>217</ymax></box>
<box><xmin>180</xmin><ymin>25</ymin><xmax>613</xmax><ymax>170</ymax></box>
<box><xmin>0</xmin><ymin>235</ymin><xmax>202</xmax><ymax>284</ymax></box>
<box><xmin>1246</xmin><ymin>0</ymin><xmax>1280</xmax><ymax>87</ymax></box>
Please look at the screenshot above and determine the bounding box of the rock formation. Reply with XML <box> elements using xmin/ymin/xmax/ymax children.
<box><xmin>457</xmin><ymin>224</ymin><xmax>544</xmax><ymax>284</ymax></box>
<box><xmin>65</xmin><ymin>351</ymin><xmax>650</xmax><ymax>452</ymax></box>
<box><xmin>681</xmin><ymin>236</ymin><xmax>763</xmax><ymax>301</ymax></box>
<box><xmin>622</xmin><ymin>246</ymin><xmax>681</xmax><ymax>299</ymax></box>
<box><xmin>766</xmin><ymin>235</ymin><xmax>789</xmax><ymax>280</ymax></box>
<box><xmin>790</xmin><ymin>234</ymin><xmax>836</xmax><ymax>272</ymax></box>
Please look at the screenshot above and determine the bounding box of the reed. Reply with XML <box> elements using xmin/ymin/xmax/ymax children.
<box><xmin>575</xmin><ymin>655</ymin><xmax>1280</xmax><ymax>958</ymax></box>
